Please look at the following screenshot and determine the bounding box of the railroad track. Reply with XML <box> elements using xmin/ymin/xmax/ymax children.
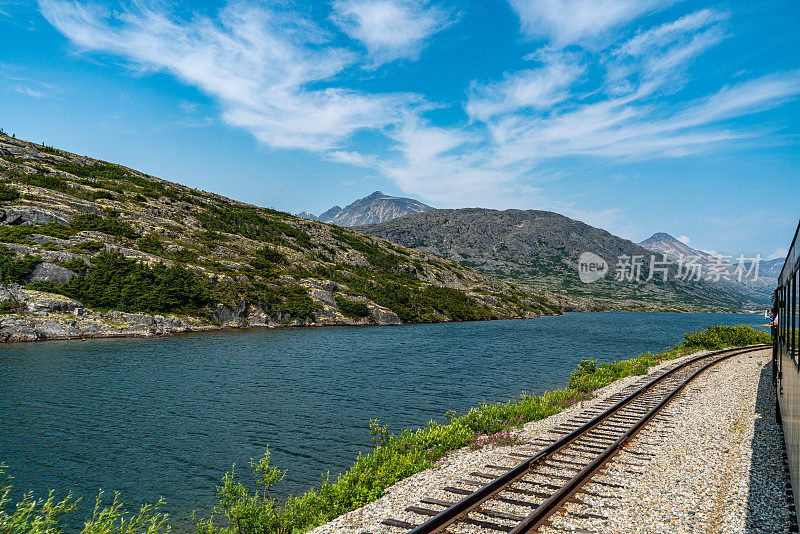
<box><xmin>381</xmin><ymin>344</ymin><xmax>770</xmax><ymax>534</ymax></box>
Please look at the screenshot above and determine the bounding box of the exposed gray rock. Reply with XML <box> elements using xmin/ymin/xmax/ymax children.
<box><xmin>0</xmin><ymin>284</ymin><xmax>83</xmax><ymax>313</ymax></box>
<box><xmin>3</xmin><ymin>243</ymin><xmax>83</xmax><ymax>263</ymax></box>
<box><xmin>23</xmin><ymin>262</ymin><xmax>77</xmax><ymax>285</ymax></box>
<box><xmin>0</xmin><ymin>206</ymin><xmax>72</xmax><ymax>227</ymax></box>
<box><xmin>310</xmin><ymin>288</ymin><xmax>336</xmax><ymax>306</ymax></box>
<box><xmin>323</xmin><ymin>281</ymin><xmax>345</xmax><ymax>293</ymax></box>
<box><xmin>213</xmin><ymin>300</ymin><xmax>247</xmax><ymax>326</ymax></box>
<box><xmin>368</xmin><ymin>303</ymin><xmax>401</xmax><ymax>325</ymax></box>
<box><xmin>0</xmin><ymin>307</ymin><xmax>206</xmax><ymax>342</ymax></box>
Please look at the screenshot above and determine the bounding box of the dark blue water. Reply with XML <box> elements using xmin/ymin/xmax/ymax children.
<box><xmin>0</xmin><ymin>312</ymin><xmax>764</xmax><ymax>530</ymax></box>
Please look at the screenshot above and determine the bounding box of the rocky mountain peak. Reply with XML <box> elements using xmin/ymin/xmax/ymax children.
<box><xmin>307</xmin><ymin>191</ymin><xmax>434</xmax><ymax>226</ymax></box>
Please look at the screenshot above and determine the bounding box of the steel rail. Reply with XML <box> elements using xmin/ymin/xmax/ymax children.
<box><xmin>408</xmin><ymin>344</ymin><xmax>770</xmax><ymax>534</ymax></box>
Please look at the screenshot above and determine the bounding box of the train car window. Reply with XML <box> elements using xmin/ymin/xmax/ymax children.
<box><xmin>793</xmin><ymin>274</ymin><xmax>797</xmax><ymax>363</ymax></box>
<box><xmin>795</xmin><ymin>269</ymin><xmax>799</xmax><ymax>363</ymax></box>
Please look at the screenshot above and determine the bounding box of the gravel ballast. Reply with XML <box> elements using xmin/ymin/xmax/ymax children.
<box><xmin>307</xmin><ymin>348</ymin><xmax>794</xmax><ymax>534</ymax></box>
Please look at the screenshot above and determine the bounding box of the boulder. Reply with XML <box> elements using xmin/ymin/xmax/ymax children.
<box><xmin>369</xmin><ymin>304</ymin><xmax>402</xmax><ymax>325</ymax></box>
<box><xmin>23</xmin><ymin>262</ymin><xmax>77</xmax><ymax>285</ymax></box>
<box><xmin>213</xmin><ymin>300</ymin><xmax>247</xmax><ymax>326</ymax></box>
<box><xmin>0</xmin><ymin>207</ymin><xmax>71</xmax><ymax>227</ymax></box>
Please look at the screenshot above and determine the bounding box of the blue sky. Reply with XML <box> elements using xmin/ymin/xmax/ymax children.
<box><xmin>1</xmin><ymin>0</ymin><xmax>799</xmax><ymax>259</ymax></box>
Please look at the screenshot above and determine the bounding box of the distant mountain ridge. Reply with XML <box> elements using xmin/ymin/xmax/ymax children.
<box><xmin>639</xmin><ymin>231</ymin><xmax>781</xmax><ymax>300</ymax></box>
<box><xmin>300</xmin><ymin>191</ymin><xmax>434</xmax><ymax>226</ymax></box>
<box><xmin>359</xmin><ymin>209</ymin><xmax>769</xmax><ymax>311</ymax></box>
<box><xmin>639</xmin><ymin>233</ymin><xmax>710</xmax><ymax>264</ymax></box>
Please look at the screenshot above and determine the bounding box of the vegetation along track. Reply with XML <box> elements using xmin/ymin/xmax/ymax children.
<box><xmin>380</xmin><ymin>344</ymin><xmax>771</xmax><ymax>534</ymax></box>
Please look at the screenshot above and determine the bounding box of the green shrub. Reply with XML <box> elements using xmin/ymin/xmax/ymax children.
<box><xmin>69</xmin><ymin>241</ymin><xmax>106</xmax><ymax>253</ymax></box>
<box><xmin>21</xmin><ymin>173</ymin><xmax>71</xmax><ymax>193</ymax></box>
<box><xmin>248</xmin><ymin>246</ymin><xmax>286</xmax><ymax>276</ymax></box>
<box><xmin>168</xmin><ymin>248</ymin><xmax>198</xmax><ymax>263</ymax></box>
<box><xmin>682</xmin><ymin>323</ymin><xmax>771</xmax><ymax>350</ymax></box>
<box><xmin>0</xmin><ymin>182</ymin><xmax>19</xmax><ymax>201</ymax></box>
<box><xmin>0</xmin><ymin>222</ymin><xmax>73</xmax><ymax>244</ymax></box>
<box><xmin>567</xmin><ymin>324</ymin><xmax>770</xmax><ymax>393</ymax></box>
<box><xmin>198</xmin><ymin>205</ymin><xmax>311</xmax><ymax>249</ymax></box>
<box><xmin>72</xmin><ymin>213</ymin><xmax>138</xmax><ymax>239</ymax></box>
<box><xmin>0</xmin><ymin>246</ymin><xmax>39</xmax><ymax>283</ymax></box>
<box><xmin>87</xmin><ymin>190</ymin><xmax>116</xmax><ymax>201</ymax></box>
<box><xmin>54</xmin><ymin>161</ymin><xmax>130</xmax><ymax>181</ymax></box>
<box><xmin>36</xmin><ymin>144</ymin><xmax>64</xmax><ymax>156</ymax></box>
<box><xmin>275</xmin><ymin>285</ymin><xmax>319</xmax><ymax>321</ymax></box>
<box><xmin>59</xmin><ymin>252</ymin><xmax>210</xmax><ymax>313</ymax></box>
<box><xmin>335</xmin><ymin>297</ymin><xmax>371</xmax><ymax>318</ymax></box>
<box><xmin>26</xmin><ymin>281</ymin><xmax>58</xmax><ymax>293</ymax></box>
<box><xmin>341</xmin><ymin>275</ymin><xmax>494</xmax><ymax>323</ymax></box>
<box><xmin>0</xmin><ymin>464</ymin><xmax>170</xmax><ymax>534</ymax></box>
<box><xmin>137</xmin><ymin>235</ymin><xmax>164</xmax><ymax>255</ymax></box>
<box><xmin>254</xmin><ymin>246</ymin><xmax>286</xmax><ymax>265</ymax></box>
<box><xmin>331</xmin><ymin>228</ymin><xmax>402</xmax><ymax>271</ymax></box>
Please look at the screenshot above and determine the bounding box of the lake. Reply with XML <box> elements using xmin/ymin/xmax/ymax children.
<box><xmin>0</xmin><ymin>311</ymin><xmax>765</xmax><ymax>530</ymax></box>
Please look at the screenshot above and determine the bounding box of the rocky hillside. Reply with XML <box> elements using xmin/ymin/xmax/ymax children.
<box><xmin>358</xmin><ymin>209</ymin><xmax>763</xmax><ymax>312</ymax></box>
<box><xmin>301</xmin><ymin>191</ymin><xmax>434</xmax><ymax>226</ymax></box>
<box><xmin>0</xmin><ymin>133</ymin><xmax>561</xmax><ymax>342</ymax></box>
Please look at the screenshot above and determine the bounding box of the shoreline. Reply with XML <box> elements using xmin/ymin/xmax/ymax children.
<box><xmin>0</xmin><ymin>307</ymin><xmax>763</xmax><ymax>344</ymax></box>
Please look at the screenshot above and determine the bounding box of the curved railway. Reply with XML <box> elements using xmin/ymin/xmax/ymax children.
<box><xmin>380</xmin><ymin>343</ymin><xmax>770</xmax><ymax>533</ymax></box>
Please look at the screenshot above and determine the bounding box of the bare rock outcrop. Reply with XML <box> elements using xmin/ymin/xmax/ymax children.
<box><xmin>24</xmin><ymin>262</ymin><xmax>77</xmax><ymax>285</ymax></box>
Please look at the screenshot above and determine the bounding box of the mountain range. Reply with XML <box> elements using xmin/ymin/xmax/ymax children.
<box><xmin>359</xmin><ymin>208</ymin><xmax>771</xmax><ymax>311</ymax></box>
<box><xmin>299</xmin><ymin>191</ymin><xmax>434</xmax><ymax>226</ymax></box>
<box><xmin>639</xmin><ymin>232</ymin><xmax>782</xmax><ymax>299</ymax></box>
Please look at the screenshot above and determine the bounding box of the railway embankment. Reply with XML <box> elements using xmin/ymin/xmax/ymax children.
<box><xmin>308</xmin><ymin>348</ymin><xmax>794</xmax><ymax>534</ymax></box>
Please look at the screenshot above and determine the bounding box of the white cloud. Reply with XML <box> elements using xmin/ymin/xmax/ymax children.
<box><xmin>677</xmin><ymin>235</ymin><xmax>691</xmax><ymax>245</ymax></box>
<box><xmin>331</xmin><ymin>0</ymin><xmax>452</xmax><ymax>66</ymax></box>
<box><xmin>39</xmin><ymin>0</ymin><xmax>418</xmax><ymax>151</ymax></box>
<box><xmin>608</xmin><ymin>9</ymin><xmax>728</xmax><ymax>96</ymax></box>
<box><xmin>326</xmin><ymin>150</ymin><xmax>378</xmax><ymax>167</ymax></box>
<box><xmin>507</xmin><ymin>0</ymin><xmax>671</xmax><ymax>47</ymax></box>
<box><xmin>768</xmin><ymin>247</ymin><xmax>788</xmax><ymax>261</ymax></box>
<box><xmin>466</xmin><ymin>51</ymin><xmax>585</xmax><ymax>120</ymax></box>
<box><xmin>36</xmin><ymin>1</ymin><xmax>800</xmax><ymax>212</ymax></box>
<box><xmin>477</xmin><ymin>72</ymin><xmax>800</xmax><ymax>167</ymax></box>
<box><xmin>14</xmin><ymin>84</ymin><xmax>45</xmax><ymax>97</ymax></box>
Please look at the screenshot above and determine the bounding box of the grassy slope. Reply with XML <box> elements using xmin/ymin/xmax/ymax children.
<box><xmin>0</xmin><ymin>132</ymin><xmax>559</xmax><ymax>325</ymax></box>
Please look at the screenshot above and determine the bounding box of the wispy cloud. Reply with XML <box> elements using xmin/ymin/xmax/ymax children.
<box><xmin>331</xmin><ymin>0</ymin><xmax>452</xmax><ymax>67</ymax></box>
<box><xmin>466</xmin><ymin>50</ymin><xmax>585</xmax><ymax>121</ymax></box>
<box><xmin>607</xmin><ymin>9</ymin><xmax>728</xmax><ymax>96</ymax></box>
<box><xmin>1</xmin><ymin>64</ymin><xmax>53</xmax><ymax>98</ymax></box>
<box><xmin>37</xmin><ymin>0</ymin><xmax>800</xmax><ymax>211</ymax></box>
<box><xmin>39</xmin><ymin>0</ymin><xmax>418</xmax><ymax>150</ymax></box>
<box><xmin>507</xmin><ymin>0</ymin><xmax>672</xmax><ymax>47</ymax></box>
<box><xmin>678</xmin><ymin>235</ymin><xmax>691</xmax><ymax>245</ymax></box>
<box><xmin>14</xmin><ymin>85</ymin><xmax>45</xmax><ymax>97</ymax></box>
